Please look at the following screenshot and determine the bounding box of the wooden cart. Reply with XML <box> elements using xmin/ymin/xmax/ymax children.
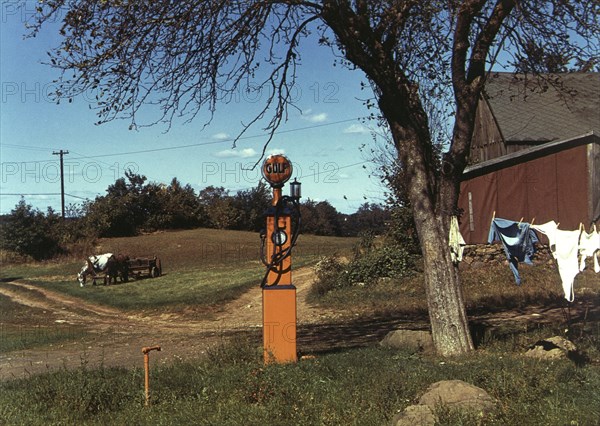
<box><xmin>125</xmin><ymin>256</ymin><xmax>162</xmax><ymax>281</ymax></box>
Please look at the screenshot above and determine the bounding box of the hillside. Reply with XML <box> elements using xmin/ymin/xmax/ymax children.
<box><xmin>89</xmin><ymin>227</ymin><xmax>357</xmax><ymax>271</ymax></box>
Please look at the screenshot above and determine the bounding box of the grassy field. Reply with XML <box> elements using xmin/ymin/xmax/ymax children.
<box><xmin>1</xmin><ymin>228</ymin><xmax>600</xmax><ymax>425</ymax></box>
<box><xmin>0</xmin><ymin>228</ymin><xmax>356</xmax><ymax>309</ymax></box>
<box><xmin>0</xmin><ymin>228</ymin><xmax>355</xmax><ymax>352</ymax></box>
<box><xmin>1</xmin><ymin>337</ymin><xmax>599</xmax><ymax>425</ymax></box>
<box><xmin>309</xmin><ymin>249</ymin><xmax>600</xmax><ymax>312</ymax></box>
<box><xmin>0</xmin><ymin>291</ymin><xmax>88</xmax><ymax>352</ymax></box>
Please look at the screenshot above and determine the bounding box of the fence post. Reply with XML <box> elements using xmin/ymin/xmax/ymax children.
<box><xmin>142</xmin><ymin>345</ymin><xmax>161</xmax><ymax>406</ymax></box>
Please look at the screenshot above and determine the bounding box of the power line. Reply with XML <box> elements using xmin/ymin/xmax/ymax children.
<box><xmin>298</xmin><ymin>161</ymin><xmax>369</xmax><ymax>180</ymax></box>
<box><xmin>65</xmin><ymin>193</ymin><xmax>91</xmax><ymax>200</ymax></box>
<box><xmin>1</xmin><ymin>192</ymin><xmax>89</xmax><ymax>200</ymax></box>
<box><xmin>1</xmin><ymin>143</ymin><xmax>62</xmax><ymax>152</ymax></box>
<box><xmin>1</xmin><ymin>160</ymin><xmax>372</xmax><ymax>201</ymax></box>
<box><xmin>223</xmin><ymin>160</ymin><xmax>371</xmax><ymax>195</ymax></box>
<box><xmin>70</xmin><ymin>117</ymin><xmax>365</xmax><ymax>160</ymax></box>
<box><xmin>1</xmin><ymin>193</ymin><xmax>64</xmax><ymax>196</ymax></box>
<box><xmin>1</xmin><ymin>117</ymin><xmax>368</xmax><ymax>164</ymax></box>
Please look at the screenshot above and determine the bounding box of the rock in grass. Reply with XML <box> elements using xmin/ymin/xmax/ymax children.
<box><xmin>391</xmin><ymin>380</ymin><xmax>496</xmax><ymax>426</ymax></box>
<box><xmin>418</xmin><ymin>380</ymin><xmax>496</xmax><ymax>414</ymax></box>
<box><xmin>524</xmin><ymin>336</ymin><xmax>577</xmax><ymax>360</ymax></box>
<box><xmin>380</xmin><ymin>329</ymin><xmax>435</xmax><ymax>353</ymax></box>
<box><xmin>391</xmin><ymin>404</ymin><xmax>436</xmax><ymax>426</ymax></box>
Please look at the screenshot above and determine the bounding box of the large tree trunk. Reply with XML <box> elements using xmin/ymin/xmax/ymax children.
<box><xmin>320</xmin><ymin>1</ymin><xmax>475</xmax><ymax>356</ymax></box>
<box><xmin>415</xmin><ymin>208</ymin><xmax>474</xmax><ymax>356</ymax></box>
<box><xmin>388</xmin><ymin>119</ymin><xmax>475</xmax><ymax>356</ymax></box>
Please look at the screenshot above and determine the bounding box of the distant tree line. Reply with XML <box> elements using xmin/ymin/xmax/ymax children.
<box><xmin>0</xmin><ymin>171</ymin><xmax>402</xmax><ymax>260</ymax></box>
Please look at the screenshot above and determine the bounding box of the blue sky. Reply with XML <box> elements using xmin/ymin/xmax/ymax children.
<box><xmin>0</xmin><ymin>2</ymin><xmax>388</xmax><ymax>216</ymax></box>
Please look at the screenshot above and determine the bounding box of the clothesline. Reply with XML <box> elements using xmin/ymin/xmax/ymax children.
<box><xmin>487</xmin><ymin>217</ymin><xmax>538</xmax><ymax>285</ymax></box>
<box><xmin>490</xmin><ymin>210</ymin><xmax>598</xmax><ymax>233</ymax></box>
<box><xmin>483</xmin><ymin>216</ymin><xmax>600</xmax><ymax>302</ymax></box>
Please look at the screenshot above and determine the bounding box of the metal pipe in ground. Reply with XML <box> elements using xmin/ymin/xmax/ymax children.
<box><xmin>142</xmin><ymin>346</ymin><xmax>161</xmax><ymax>406</ymax></box>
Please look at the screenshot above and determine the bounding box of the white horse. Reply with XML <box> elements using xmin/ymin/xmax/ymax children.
<box><xmin>77</xmin><ymin>253</ymin><xmax>114</xmax><ymax>287</ymax></box>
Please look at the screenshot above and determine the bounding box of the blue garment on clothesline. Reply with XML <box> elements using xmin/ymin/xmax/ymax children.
<box><xmin>488</xmin><ymin>218</ymin><xmax>539</xmax><ymax>284</ymax></box>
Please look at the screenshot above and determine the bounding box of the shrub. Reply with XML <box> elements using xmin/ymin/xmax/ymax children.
<box><xmin>346</xmin><ymin>244</ymin><xmax>415</xmax><ymax>285</ymax></box>
<box><xmin>312</xmin><ymin>256</ymin><xmax>348</xmax><ymax>296</ymax></box>
<box><xmin>0</xmin><ymin>199</ymin><xmax>62</xmax><ymax>260</ymax></box>
<box><xmin>311</xmin><ymin>244</ymin><xmax>416</xmax><ymax>297</ymax></box>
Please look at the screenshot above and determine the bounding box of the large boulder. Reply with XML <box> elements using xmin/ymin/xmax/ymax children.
<box><xmin>418</xmin><ymin>380</ymin><xmax>496</xmax><ymax>413</ymax></box>
<box><xmin>524</xmin><ymin>336</ymin><xmax>577</xmax><ymax>360</ymax></box>
<box><xmin>391</xmin><ymin>404</ymin><xmax>435</xmax><ymax>426</ymax></box>
<box><xmin>380</xmin><ymin>329</ymin><xmax>435</xmax><ymax>353</ymax></box>
<box><xmin>391</xmin><ymin>380</ymin><xmax>496</xmax><ymax>426</ymax></box>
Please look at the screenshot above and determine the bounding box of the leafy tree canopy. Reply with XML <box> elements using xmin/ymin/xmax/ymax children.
<box><xmin>31</xmin><ymin>0</ymin><xmax>599</xmax><ymax>356</ymax></box>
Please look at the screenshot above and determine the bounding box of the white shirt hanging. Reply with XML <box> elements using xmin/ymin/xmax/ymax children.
<box><xmin>449</xmin><ymin>216</ymin><xmax>466</xmax><ymax>263</ymax></box>
<box><xmin>532</xmin><ymin>221</ymin><xmax>581</xmax><ymax>302</ymax></box>
<box><xmin>579</xmin><ymin>225</ymin><xmax>600</xmax><ymax>273</ymax></box>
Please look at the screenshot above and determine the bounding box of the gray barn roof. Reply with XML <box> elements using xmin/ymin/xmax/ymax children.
<box><xmin>484</xmin><ymin>72</ymin><xmax>599</xmax><ymax>144</ymax></box>
<box><xmin>463</xmin><ymin>131</ymin><xmax>599</xmax><ymax>179</ymax></box>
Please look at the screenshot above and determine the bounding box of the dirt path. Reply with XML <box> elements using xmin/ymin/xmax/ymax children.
<box><xmin>1</xmin><ymin>267</ymin><xmax>597</xmax><ymax>380</ymax></box>
<box><xmin>0</xmin><ymin>281</ymin><xmax>130</xmax><ymax>324</ymax></box>
<box><xmin>0</xmin><ymin>266</ymin><xmax>345</xmax><ymax>380</ymax></box>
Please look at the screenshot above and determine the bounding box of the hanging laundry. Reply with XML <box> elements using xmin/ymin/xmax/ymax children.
<box><xmin>488</xmin><ymin>218</ymin><xmax>539</xmax><ymax>285</ymax></box>
<box><xmin>531</xmin><ymin>220</ymin><xmax>559</xmax><ymax>251</ymax></box>
<box><xmin>579</xmin><ymin>225</ymin><xmax>600</xmax><ymax>273</ymax></box>
<box><xmin>449</xmin><ymin>216</ymin><xmax>466</xmax><ymax>263</ymax></box>
<box><xmin>532</xmin><ymin>221</ymin><xmax>581</xmax><ymax>302</ymax></box>
<box><xmin>552</xmin><ymin>230</ymin><xmax>581</xmax><ymax>302</ymax></box>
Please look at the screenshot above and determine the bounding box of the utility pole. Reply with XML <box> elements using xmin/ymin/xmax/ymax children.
<box><xmin>52</xmin><ymin>150</ymin><xmax>69</xmax><ymax>218</ymax></box>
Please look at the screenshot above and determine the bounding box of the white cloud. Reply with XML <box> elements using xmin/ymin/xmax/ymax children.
<box><xmin>302</xmin><ymin>111</ymin><xmax>328</xmax><ymax>123</ymax></box>
<box><xmin>343</xmin><ymin>123</ymin><xmax>369</xmax><ymax>134</ymax></box>
<box><xmin>213</xmin><ymin>148</ymin><xmax>257</xmax><ymax>158</ymax></box>
<box><xmin>212</xmin><ymin>132</ymin><xmax>230</xmax><ymax>141</ymax></box>
<box><xmin>310</xmin><ymin>112</ymin><xmax>328</xmax><ymax>123</ymax></box>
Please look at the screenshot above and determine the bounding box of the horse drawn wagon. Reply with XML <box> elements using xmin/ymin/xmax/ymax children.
<box><xmin>77</xmin><ymin>253</ymin><xmax>162</xmax><ymax>286</ymax></box>
<box><xmin>125</xmin><ymin>256</ymin><xmax>162</xmax><ymax>281</ymax></box>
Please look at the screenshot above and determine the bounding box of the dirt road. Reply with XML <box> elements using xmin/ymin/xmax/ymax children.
<box><xmin>1</xmin><ymin>266</ymin><xmax>597</xmax><ymax>380</ymax></box>
<box><xmin>0</xmin><ymin>266</ymin><xmax>353</xmax><ymax>380</ymax></box>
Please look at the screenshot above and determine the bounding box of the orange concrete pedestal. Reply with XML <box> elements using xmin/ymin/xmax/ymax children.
<box><xmin>262</xmin><ymin>285</ymin><xmax>297</xmax><ymax>363</ymax></box>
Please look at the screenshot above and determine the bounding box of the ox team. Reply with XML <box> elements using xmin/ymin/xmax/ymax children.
<box><xmin>77</xmin><ymin>253</ymin><xmax>128</xmax><ymax>286</ymax></box>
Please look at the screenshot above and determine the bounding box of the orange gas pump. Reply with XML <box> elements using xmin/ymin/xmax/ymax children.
<box><xmin>260</xmin><ymin>154</ymin><xmax>301</xmax><ymax>363</ymax></box>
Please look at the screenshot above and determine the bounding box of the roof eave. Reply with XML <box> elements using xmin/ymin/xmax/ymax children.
<box><xmin>462</xmin><ymin>131</ymin><xmax>599</xmax><ymax>180</ymax></box>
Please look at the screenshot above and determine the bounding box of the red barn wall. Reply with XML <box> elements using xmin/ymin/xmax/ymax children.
<box><xmin>458</xmin><ymin>144</ymin><xmax>589</xmax><ymax>244</ymax></box>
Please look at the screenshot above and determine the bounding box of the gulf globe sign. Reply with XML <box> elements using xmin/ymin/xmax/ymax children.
<box><xmin>262</xmin><ymin>154</ymin><xmax>292</xmax><ymax>187</ymax></box>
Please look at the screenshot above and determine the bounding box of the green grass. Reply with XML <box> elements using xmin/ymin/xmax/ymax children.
<box><xmin>0</xmin><ymin>322</ymin><xmax>87</xmax><ymax>353</ymax></box>
<box><xmin>0</xmin><ymin>293</ymin><xmax>89</xmax><ymax>352</ymax></box>
<box><xmin>309</xmin><ymin>259</ymin><xmax>600</xmax><ymax>317</ymax></box>
<box><xmin>0</xmin><ymin>228</ymin><xmax>356</xmax><ymax>312</ymax></box>
<box><xmin>88</xmin><ymin>228</ymin><xmax>355</xmax><ymax>271</ymax></box>
<box><xmin>2</xmin><ymin>229</ymin><xmax>599</xmax><ymax>424</ymax></box>
<box><xmin>1</xmin><ymin>257</ymin><xmax>320</xmax><ymax>312</ymax></box>
<box><xmin>0</xmin><ymin>229</ymin><xmax>356</xmax><ymax>351</ymax></box>
<box><xmin>0</xmin><ymin>228</ymin><xmax>355</xmax><ymax>279</ymax></box>
<box><xmin>23</xmin><ymin>261</ymin><xmax>263</xmax><ymax>310</ymax></box>
<box><xmin>1</xmin><ymin>336</ymin><xmax>598</xmax><ymax>425</ymax></box>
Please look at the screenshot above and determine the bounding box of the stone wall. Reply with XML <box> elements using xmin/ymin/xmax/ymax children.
<box><xmin>460</xmin><ymin>243</ymin><xmax>554</xmax><ymax>269</ymax></box>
